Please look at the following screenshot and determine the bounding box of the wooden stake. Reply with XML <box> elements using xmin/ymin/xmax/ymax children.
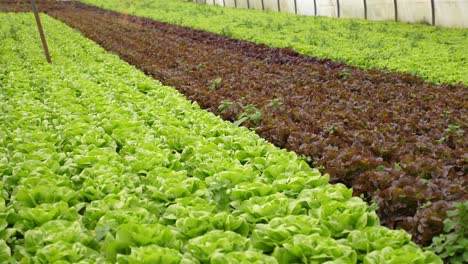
<box><xmin>394</xmin><ymin>0</ymin><xmax>398</xmax><ymax>22</ymax></box>
<box><xmin>430</xmin><ymin>0</ymin><xmax>435</xmax><ymax>26</ymax></box>
<box><xmin>30</xmin><ymin>0</ymin><xmax>51</xmax><ymax>63</ymax></box>
<box><xmin>314</xmin><ymin>0</ymin><xmax>317</xmax><ymax>16</ymax></box>
<box><xmin>336</xmin><ymin>0</ymin><xmax>340</xmax><ymax>18</ymax></box>
<box><xmin>363</xmin><ymin>0</ymin><xmax>367</xmax><ymax>19</ymax></box>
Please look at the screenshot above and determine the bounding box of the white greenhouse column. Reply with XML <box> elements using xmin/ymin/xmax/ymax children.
<box><xmin>340</xmin><ymin>0</ymin><xmax>365</xmax><ymax>19</ymax></box>
<box><xmin>434</xmin><ymin>0</ymin><xmax>468</xmax><ymax>28</ymax></box>
<box><xmin>367</xmin><ymin>0</ymin><xmax>395</xmax><ymax>21</ymax></box>
<box><xmin>263</xmin><ymin>0</ymin><xmax>279</xmax><ymax>11</ymax></box>
<box><xmin>316</xmin><ymin>0</ymin><xmax>338</xmax><ymax>17</ymax></box>
<box><xmin>278</xmin><ymin>0</ymin><xmax>296</xmax><ymax>13</ymax></box>
<box><xmin>296</xmin><ymin>0</ymin><xmax>316</xmax><ymax>15</ymax></box>
<box><xmin>398</xmin><ymin>0</ymin><xmax>432</xmax><ymax>24</ymax></box>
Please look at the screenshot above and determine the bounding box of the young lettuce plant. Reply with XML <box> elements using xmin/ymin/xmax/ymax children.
<box><xmin>430</xmin><ymin>201</ymin><xmax>468</xmax><ymax>264</ymax></box>
<box><xmin>209</xmin><ymin>78</ymin><xmax>222</xmax><ymax>90</ymax></box>
<box><xmin>234</xmin><ymin>104</ymin><xmax>262</xmax><ymax>127</ymax></box>
<box><xmin>267</xmin><ymin>98</ymin><xmax>284</xmax><ymax>111</ymax></box>
<box><xmin>218</xmin><ymin>99</ymin><xmax>233</xmax><ymax>114</ymax></box>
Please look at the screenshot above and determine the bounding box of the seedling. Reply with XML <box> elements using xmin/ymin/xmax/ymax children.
<box><xmin>438</xmin><ymin>136</ymin><xmax>448</xmax><ymax>143</ymax></box>
<box><xmin>420</xmin><ymin>201</ymin><xmax>432</xmax><ymax>209</ymax></box>
<box><xmin>439</xmin><ymin>124</ymin><xmax>464</xmax><ymax>143</ymax></box>
<box><xmin>431</xmin><ymin>201</ymin><xmax>468</xmax><ymax>262</ymax></box>
<box><xmin>209</xmin><ymin>77</ymin><xmax>222</xmax><ymax>90</ymax></box>
<box><xmin>393</xmin><ymin>163</ymin><xmax>402</xmax><ymax>170</ymax></box>
<box><xmin>325</xmin><ymin>125</ymin><xmax>338</xmax><ymax>134</ymax></box>
<box><xmin>445</xmin><ymin>124</ymin><xmax>464</xmax><ymax>135</ymax></box>
<box><xmin>234</xmin><ymin>104</ymin><xmax>262</xmax><ymax>126</ymax></box>
<box><xmin>211</xmin><ymin>78</ymin><xmax>222</xmax><ymax>89</ymax></box>
<box><xmin>299</xmin><ymin>154</ymin><xmax>312</xmax><ymax>163</ymax></box>
<box><xmin>218</xmin><ymin>100</ymin><xmax>233</xmax><ymax>113</ymax></box>
<box><xmin>339</xmin><ymin>69</ymin><xmax>351</xmax><ymax>79</ymax></box>
<box><xmin>267</xmin><ymin>98</ymin><xmax>284</xmax><ymax>110</ymax></box>
<box><xmin>376</xmin><ymin>165</ymin><xmax>386</xmax><ymax>171</ymax></box>
<box><xmin>420</xmin><ymin>178</ymin><xmax>431</xmax><ymax>185</ymax></box>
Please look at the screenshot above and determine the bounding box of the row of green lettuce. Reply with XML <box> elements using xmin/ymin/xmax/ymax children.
<box><xmin>0</xmin><ymin>13</ymin><xmax>441</xmax><ymax>263</ymax></box>
<box><xmin>79</xmin><ymin>0</ymin><xmax>468</xmax><ymax>85</ymax></box>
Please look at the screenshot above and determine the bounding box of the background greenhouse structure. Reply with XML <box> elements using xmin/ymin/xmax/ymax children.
<box><xmin>199</xmin><ymin>0</ymin><xmax>468</xmax><ymax>28</ymax></box>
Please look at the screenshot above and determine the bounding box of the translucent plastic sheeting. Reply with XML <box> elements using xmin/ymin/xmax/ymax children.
<box><xmin>367</xmin><ymin>0</ymin><xmax>395</xmax><ymax>21</ymax></box>
<box><xmin>195</xmin><ymin>0</ymin><xmax>468</xmax><ymax>28</ymax></box>
<box><xmin>317</xmin><ymin>0</ymin><xmax>338</xmax><ymax>17</ymax></box>
<box><xmin>279</xmin><ymin>0</ymin><xmax>296</xmax><ymax>13</ymax></box>
<box><xmin>340</xmin><ymin>0</ymin><xmax>365</xmax><ymax>19</ymax></box>
<box><xmin>398</xmin><ymin>0</ymin><xmax>432</xmax><ymax>24</ymax></box>
<box><xmin>225</xmin><ymin>0</ymin><xmax>236</xmax><ymax>7</ymax></box>
<box><xmin>434</xmin><ymin>0</ymin><xmax>468</xmax><ymax>28</ymax></box>
<box><xmin>264</xmin><ymin>0</ymin><xmax>279</xmax><ymax>11</ymax></box>
<box><xmin>296</xmin><ymin>0</ymin><xmax>315</xmax><ymax>15</ymax></box>
<box><xmin>247</xmin><ymin>0</ymin><xmax>260</xmax><ymax>10</ymax></box>
<box><xmin>236</xmin><ymin>0</ymin><xmax>249</xmax><ymax>8</ymax></box>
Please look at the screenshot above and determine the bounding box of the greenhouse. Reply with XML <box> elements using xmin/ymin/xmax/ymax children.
<box><xmin>0</xmin><ymin>0</ymin><xmax>466</xmax><ymax>263</ymax></box>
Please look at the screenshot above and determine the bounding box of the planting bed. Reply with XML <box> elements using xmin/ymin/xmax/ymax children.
<box><xmin>0</xmin><ymin>12</ymin><xmax>443</xmax><ymax>263</ymax></box>
<box><xmin>1</xmin><ymin>1</ymin><xmax>466</xmax><ymax>246</ymax></box>
<box><xmin>83</xmin><ymin>0</ymin><xmax>468</xmax><ymax>85</ymax></box>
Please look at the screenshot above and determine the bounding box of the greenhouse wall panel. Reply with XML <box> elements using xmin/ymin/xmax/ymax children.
<box><xmin>296</xmin><ymin>0</ymin><xmax>315</xmax><ymax>15</ymax></box>
<box><xmin>236</xmin><ymin>0</ymin><xmax>249</xmax><ymax>8</ymax></box>
<box><xmin>263</xmin><ymin>0</ymin><xmax>279</xmax><ymax>11</ymax></box>
<box><xmin>249</xmin><ymin>0</ymin><xmax>264</xmax><ymax>10</ymax></box>
<box><xmin>366</xmin><ymin>0</ymin><xmax>395</xmax><ymax>21</ymax></box>
<box><xmin>225</xmin><ymin>0</ymin><xmax>236</xmax><ymax>7</ymax></box>
<box><xmin>340</xmin><ymin>0</ymin><xmax>365</xmax><ymax>19</ymax></box>
<box><xmin>196</xmin><ymin>0</ymin><xmax>468</xmax><ymax>28</ymax></box>
<box><xmin>434</xmin><ymin>0</ymin><xmax>468</xmax><ymax>28</ymax></box>
<box><xmin>398</xmin><ymin>0</ymin><xmax>432</xmax><ymax>24</ymax></box>
<box><xmin>279</xmin><ymin>0</ymin><xmax>296</xmax><ymax>13</ymax></box>
<box><xmin>317</xmin><ymin>0</ymin><xmax>337</xmax><ymax>17</ymax></box>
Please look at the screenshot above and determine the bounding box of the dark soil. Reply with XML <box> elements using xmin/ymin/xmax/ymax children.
<box><xmin>1</xmin><ymin>0</ymin><xmax>467</xmax><ymax>245</ymax></box>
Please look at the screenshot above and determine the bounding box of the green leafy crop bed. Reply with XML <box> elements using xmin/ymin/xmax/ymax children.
<box><xmin>0</xmin><ymin>13</ymin><xmax>441</xmax><ymax>263</ymax></box>
<box><xmin>80</xmin><ymin>0</ymin><xmax>468</xmax><ymax>85</ymax></box>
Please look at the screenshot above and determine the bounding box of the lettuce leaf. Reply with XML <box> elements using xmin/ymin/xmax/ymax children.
<box><xmin>364</xmin><ymin>244</ymin><xmax>442</xmax><ymax>264</ymax></box>
<box><xmin>272</xmin><ymin>234</ymin><xmax>357</xmax><ymax>263</ymax></box>
<box><xmin>251</xmin><ymin>215</ymin><xmax>330</xmax><ymax>252</ymax></box>
<box><xmin>187</xmin><ymin>230</ymin><xmax>250</xmax><ymax>262</ymax></box>
<box><xmin>116</xmin><ymin>245</ymin><xmax>182</xmax><ymax>264</ymax></box>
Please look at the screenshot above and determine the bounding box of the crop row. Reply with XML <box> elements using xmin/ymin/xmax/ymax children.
<box><xmin>8</xmin><ymin>1</ymin><xmax>466</xmax><ymax>246</ymax></box>
<box><xmin>80</xmin><ymin>0</ymin><xmax>468</xmax><ymax>85</ymax></box>
<box><xmin>0</xmin><ymin>13</ymin><xmax>442</xmax><ymax>263</ymax></box>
